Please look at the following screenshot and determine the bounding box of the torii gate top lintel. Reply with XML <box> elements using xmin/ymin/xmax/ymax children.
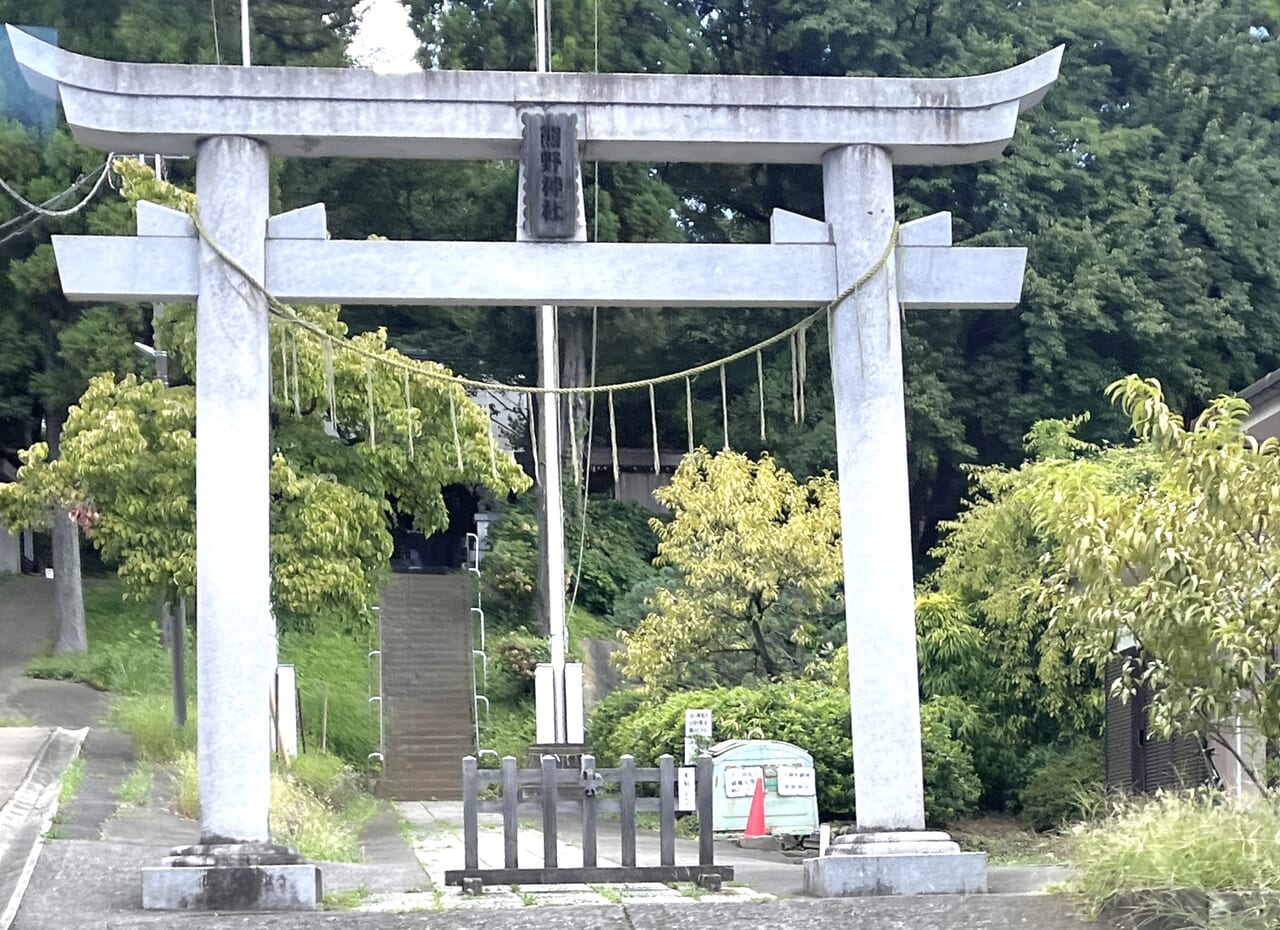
<box><xmin>7</xmin><ymin>25</ymin><xmax>1061</xmax><ymax>166</ymax></box>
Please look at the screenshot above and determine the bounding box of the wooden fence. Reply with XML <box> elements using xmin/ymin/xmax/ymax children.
<box><xmin>444</xmin><ymin>753</ymin><xmax>732</xmax><ymax>893</ymax></box>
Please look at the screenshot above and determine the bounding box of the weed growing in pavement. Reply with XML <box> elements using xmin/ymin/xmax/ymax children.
<box><xmin>321</xmin><ymin>887</ymin><xmax>371</xmax><ymax>910</ymax></box>
<box><xmin>114</xmin><ymin>764</ymin><xmax>153</xmax><ymax>806</ymax></box>
<box><xmin>58</xmin><ymin>757</ymin><xmax>86</xmax><ymax>807</ymax></box>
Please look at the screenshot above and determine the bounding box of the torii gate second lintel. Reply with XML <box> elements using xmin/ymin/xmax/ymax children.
<box><xmin>7</xmin><ymin>25</ymin><xmax>1061</xmax><ymax>904</ymax></box>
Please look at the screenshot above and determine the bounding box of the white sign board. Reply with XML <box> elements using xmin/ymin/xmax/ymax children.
<box><xmin>776</xmin><ymin>765</ymin><xmax>817</xmax><ymax>797</ymax></box>
<box><xmin>678</xmin><ymin>766</ymin><xmax>697</xmax><ymax>811</ymax></box>
<box><xmin>273</xmin><ymin>664</ymin><xmax>298</xmax><ymax>759</ymax></box>
<box><xmin>534</xmin><ymin>664</ymin><xmax>555</xmax><ymax>744</ymax></box>
<box><xmin>565</xmin><ymin>662</ymin><xmax>585</xmax><ymax>744</ymax></box>
<box><xmin>723</xmin><ymin>765</ymin><xmax>765</xmax><ymax>798</ymax></box>
<box><xmin>684</xmin><ymin>708</ymin><xmax>713</xmax><ymax>763</ymax></box>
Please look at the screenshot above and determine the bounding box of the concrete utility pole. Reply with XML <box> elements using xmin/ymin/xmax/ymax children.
<box><xmin>240</xmin><ymin>0</ymin><xmax>251</xmax><ymax>66</ymax></box>
<box><xmin>530</xmin><ymin>0</ymin><xmax>570</xmax><ymax>744</ymax></box>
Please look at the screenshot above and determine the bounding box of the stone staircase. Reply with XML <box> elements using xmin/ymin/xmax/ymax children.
<box><xmin>378</xmin><ymin>572</ymin><xmax>477</xmax><ymax>800</ymax></box>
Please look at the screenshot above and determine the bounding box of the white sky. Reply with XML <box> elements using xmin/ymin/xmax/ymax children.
<box><xmin>347</xmin><ymin>0</ymin><xmax>421</xmax><ymax>73</ymax></box>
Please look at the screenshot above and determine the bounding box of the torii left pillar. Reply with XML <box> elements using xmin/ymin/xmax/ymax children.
<box><xmin>140</xmin><ymin>137</ymin><xmax>322</xmax><ymax>909</ymax></box>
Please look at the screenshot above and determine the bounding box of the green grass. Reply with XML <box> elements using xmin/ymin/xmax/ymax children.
<box><xmin>1068</xmin><ymin>791</ymin><xmax>1280</xmax><ymax>916</ymax></box>
<box><xmin>631</xmin><ymin>811</ymin><xmax>698</xmax><ymax>838</ymax></box>
<box><xmin>58</xmin><ymin>757</ymin><xmax>86</xmax><ymax>807</ymax></box>
<box><xmin>0</xmin><ymin>712</ymin><xmax>35</xmax><ymax>727</ymax></box>
<box><xmin>397</xmin><ymin>814</ymin><xmax>415</xmax><ymax>844</ymax></box>
<box><xmin>279</xmin><ymin>631</ymin><xmax>378</xmax><ymax>765</ymax></box>
<box><xmin>593</xmin><ymin>885</ymin><xmax>624</xmax><ymax>904</ymax></box>
<box><xmin>568</xmin><ymin>606</ymin><xmax>612</xmax><ymax>643</ymax></box>
<box><xmin>114</xmin><ymin>764</ymin><xmax>153</xmax><ymax>806</ymax></box>
<box><xmin>27</xmin><ymin>585</ymin><xmax>184</xmax><ymax>695</ymax></box>
<box><xmin>173</xmin><ymin>751</ymin><xmax>199</xmax><ymax>819</ymax></box>
<box><xmin>111</xmin><ymin>694</ymin><xmax>194</xmax><ymax>761</ymax></box>
<box><xmin>45</xmin><ymin>757</ymin><xmax>88</xmax><ymax>841</ymax></box>
<box><xmin>270</xmin><ymin>758</ymin><xmax>381</xmax><ymax>862</ymax></box>
<box><xmin>321</xmin><ymin>887</ymin><xmax>371</xmax><ymax>911</ymax></box>
<box><xmin>172</xmin><ymin>748</ymin><xmax>381</xmax><ymax>862</ymax></box>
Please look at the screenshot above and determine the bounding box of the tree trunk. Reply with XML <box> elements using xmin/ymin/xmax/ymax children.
<box><xmin>47</xmin><ymin>409</ymin><xmax>87</xmax><ymax>655</ymax></box>
<box><xmin>747</xmin><ymin>605</ymin><xmax>780</xmax><ymax>679</ymax></box>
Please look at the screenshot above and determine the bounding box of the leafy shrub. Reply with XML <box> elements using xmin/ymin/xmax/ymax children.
<box><xmin>920</xmin><ymin>699</ymin><xmax>984</xmax><ymax>824</ymax></box>
<box><xmin>589</xmin><ymin>681</ymin><xmax>980</xmax><ymax>823</ymax></box>
<box><xmin>1018</xmin><ymin>739</ymin><xmax>1105</xmax><ymax>830</ymax></box>
<box><xmin>487</xmin><ymin>628</ymin><xmax>549</xmax><ymax>704</ymax></box>
<box><xmin>571</xmin><ymin>501</ymin><xmax>658</xmax><ymax>616</ymax></box>
<box><xmin>608</xmin><ymin>567</ymin><xmax>683</xmax><ymax>631</ymax></box>
<box><xmin>588</xmin><ymin>688</ymin><xmax>648</xmax><ymax>745</ymax></box>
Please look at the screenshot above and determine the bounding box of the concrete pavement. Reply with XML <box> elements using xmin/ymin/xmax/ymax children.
<box><xmin>0</xmin><ymin>575</ymin><xmax>110</xmax><ymax>728</ymax></box>
<box><xmin>0</xmin><ymin>727</ymin><xmax>87</xmax><ymax>930</ymax></box>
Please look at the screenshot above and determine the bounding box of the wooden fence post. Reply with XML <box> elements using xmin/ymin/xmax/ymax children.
<box><xmin>659</xmin><ymin>754</ymin><xmax>675</xmax><ymax>867</ymax></box>
<box><xmin>463</xmin><ymin>755</ymin><xmax>478</xmax><ymax>871</ymax></box>
<box><xmin>582</xmin><ymin>753</ymin><xmax>598</xmax><ymax>868</ymax></box>
<box><xmin>502</xmin><ymin>755</ymin><xmax>519</xmax><ymax>869</ymax></box>
<box><xmin>620</xmin><ymin>755</ymin><xmax>637</xmax><ymax>868</ymax></box>
<box><xmin>541</xmin><ymin>755</ymin><xmax>558</xmax><ymax>868</ymax></box>
<box><xmin>697</xmin><ymin>753</ymin><xmax>713</xmax><ymax>867</ymax></box>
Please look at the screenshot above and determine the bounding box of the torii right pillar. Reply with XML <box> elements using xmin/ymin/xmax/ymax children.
<box><xmin>805</xmin><ymin>152</ymin><xmax>978</xmax><ymax>895</ymax></box>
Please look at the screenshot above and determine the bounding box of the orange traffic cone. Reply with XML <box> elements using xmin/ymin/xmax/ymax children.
<box><xmin>737</xmin><ymin>777</ymin><xmax>776</xmax><ymax>848</ymax></box>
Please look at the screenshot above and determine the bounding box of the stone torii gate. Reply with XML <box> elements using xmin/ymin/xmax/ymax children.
<box><xmin>9</xmin><ymin>26</ymin><xmax>1060</xmax><ymax>906</ymax></box>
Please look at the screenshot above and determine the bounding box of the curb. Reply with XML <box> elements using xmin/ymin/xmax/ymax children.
<box><xmin>0</xmin><ymin>726</ymin><xmax>89</xmax><ymax>930</ymax></box>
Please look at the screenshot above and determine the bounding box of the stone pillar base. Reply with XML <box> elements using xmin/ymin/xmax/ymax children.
<box><xmin>803</xmin><ymin>831</ymin><xmax>986</xmax><ymax>897</ymax></box>
<box><xmin>141</xmin><ymin>844</ymin><xmax>322</xmax><ymax>910</ymax></box>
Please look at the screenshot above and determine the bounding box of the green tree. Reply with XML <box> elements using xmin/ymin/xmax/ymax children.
<box><xmin>924</xmin><ymin>413</ymin><xmax>1163</xmax><ymax>804</ymax></box>
<box><xmin>0</xmin><ymin>161</ymin><xmax>530</xmax><ymax>633</ymax></box>
<box><xmin>617</xmin><ymin>449</ymin><xmax>842</xmax><ymax>686</ymax></box>
<box><xmin>0</xmin><ymin>120</ymin><xmax>147</xmax><ymax>653</ymax></box>
<box><xmin>0</xmin><ymin>0</ymin><xmax>365</xmax><ymax>650</ymax></box>
<box><xmin>1038</xmin><ymin>377</ymin><xmax>1280</xmax><ymax>788</ymax></box>
<box><xmin>928</xmin><ymin>375</ymin><xmax>1280</xmax><ymax>794</ymax></box>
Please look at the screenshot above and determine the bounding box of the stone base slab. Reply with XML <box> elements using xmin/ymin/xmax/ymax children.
<box><xmin>141</xmin><ymin>864</ymin><xmax>322</xmax><ymax>910</ymax></box>
<box><xmin>804</xmin><ymin>851</ymin><xmax>987</xmax><ymax>897</ymax></box>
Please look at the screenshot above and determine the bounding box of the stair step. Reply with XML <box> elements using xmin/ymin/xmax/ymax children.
<box><xmin>377</xmin><ymin>572</ymin><xmax>488</xmax><ymax>801</ymax></box>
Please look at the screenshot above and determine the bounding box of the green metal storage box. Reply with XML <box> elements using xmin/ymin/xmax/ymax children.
<box><xmin>708</xmin><ymin>739</ymin><xmax>819</xmax><ymax>839</ymax></box>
